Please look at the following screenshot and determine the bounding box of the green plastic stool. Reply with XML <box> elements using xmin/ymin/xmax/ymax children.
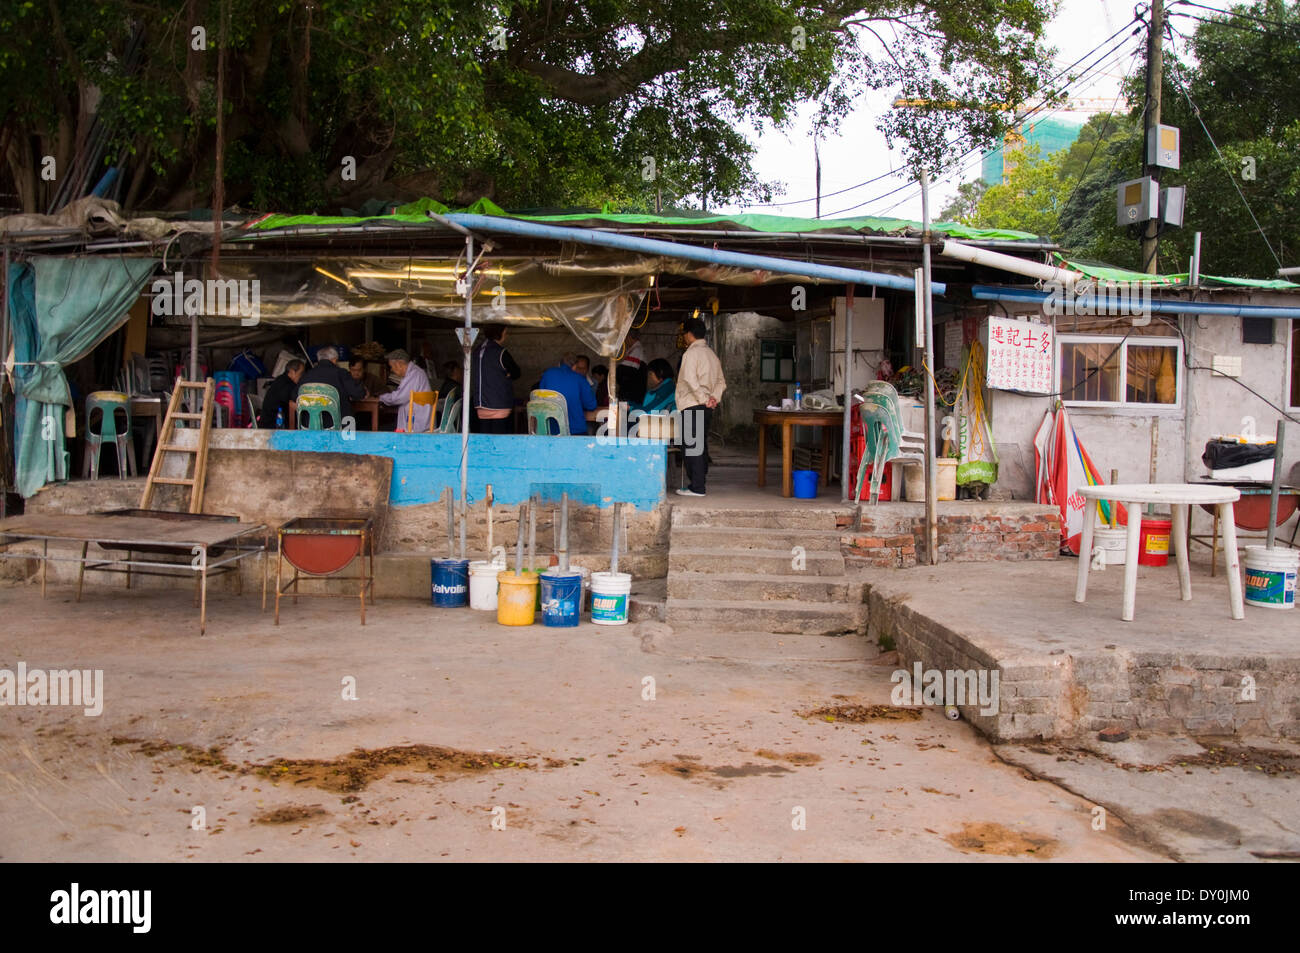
<box><xmin>296</xmin><ymin>383</ymin><xmax>342</xmax><ymax>431</ymax></box>
<box><xmin>83</xmin><ymin>391</ymin><xmax>137</xmax><ymax>479</ymax></box>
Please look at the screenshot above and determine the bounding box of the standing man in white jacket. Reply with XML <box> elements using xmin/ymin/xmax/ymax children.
<box><xmin>674</xmin><ymin>317</ymin><xmax>726</xmax><ymax>497</ymax></box>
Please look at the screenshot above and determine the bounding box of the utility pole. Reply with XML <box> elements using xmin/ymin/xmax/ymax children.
<box><xmin>1141</xmin><ymin>0</ymin><xmax>1164</xmax><ymax>274</ymax></box>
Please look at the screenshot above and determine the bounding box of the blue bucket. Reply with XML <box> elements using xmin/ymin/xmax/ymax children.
<box><xmin>792</xmin><ymin>469</ymin><xmax>819</xmax><ymax>498</ymax></box>
<box><xmin>431</xmin><ymin>558</ymin><xmax>469</xmax><ymax>607</ymax></box>
<box><xmin>539</xmin><ymin>570</ymin><xmax>582</xmax><ymax>627</ymax></box>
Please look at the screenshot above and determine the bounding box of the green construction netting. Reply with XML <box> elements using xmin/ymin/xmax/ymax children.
<box><xmin>243</xmin><ymin>199</ymin><xmax>1042</xmax><ymax>243</ymax></box>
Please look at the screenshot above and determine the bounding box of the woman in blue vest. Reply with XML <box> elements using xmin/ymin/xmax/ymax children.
<box><xmin>471</xmin><ymin>325</ymin><xmax>521</xmax><ymax>433</ymax></box>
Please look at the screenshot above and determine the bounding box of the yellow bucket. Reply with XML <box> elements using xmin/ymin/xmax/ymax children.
<box><xmin>496</xmin><ymin>571</ymin><xmax>539</xmax><ymax>626</ymax></box>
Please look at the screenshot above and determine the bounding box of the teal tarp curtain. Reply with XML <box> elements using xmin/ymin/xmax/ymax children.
<box><xmin>8</xmin><ymin>257</ymin><xmax>159</xmax><ymax>497</ymax></box>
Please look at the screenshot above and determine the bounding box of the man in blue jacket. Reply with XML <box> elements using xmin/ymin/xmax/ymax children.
<box><xmin>538</xmin><ymin>353</ymin><xmax>597</xmax><ymax>435</ymax></box>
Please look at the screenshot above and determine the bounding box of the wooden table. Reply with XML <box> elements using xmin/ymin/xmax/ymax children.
<box><xmin>353</xmin><ymin>397</ymin><xmax>381</xmax><ymax>431</ymax></box>
<box><xmin>129</xmin><ymin>396</ymin><xmax>163</xmax><ymax>462</ymax></box>
<box><xmin>754</xmin><ymin>409</ymin><xmax>843</xmax><ymax>497</ymax></box>
<box><xmin>0</xmin><ymin>512</ymin><xmax>269</xmax><ymax>634</ymax></box>
<box><xmin>1075</xmin><ymin>483</ymin><xmax>1242</xmax><ymax>622</ymax></box>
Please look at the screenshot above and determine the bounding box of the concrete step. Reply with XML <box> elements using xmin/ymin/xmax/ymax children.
<box><xmin>670</xmin><ymin>507</ymin><xmax>847</xmax><ymax>530</ymax></box>
<box><xmin>669</xmin><ymin>525</ymin><xmax>847</xmax><ymax>552</ymax></box>
<box><xmin>668</xmin><ymin>546</ymin><xmax>845</xmax><ymax>576</ymax></box>
<box><xmin>665</xmin><ymin>597</ymin><xmax>866</xmax><ymax>635</ymax></box>
<box><xmin>667</xmin><ymin>571</ymin><xmax>854</xmax><ymax>602</ymax></box>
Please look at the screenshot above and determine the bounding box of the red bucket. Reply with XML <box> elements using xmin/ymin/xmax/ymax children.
<box><xmin>1137</xmin><ymin>517</ymin><xmax>1172</xmax><ymax>567</ymax></box>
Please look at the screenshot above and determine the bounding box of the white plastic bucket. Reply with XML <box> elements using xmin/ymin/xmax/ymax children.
<box><xmin>1093</xmin><ymin>526</ymin><xmax>1128</xmax><ymax>565</ymax></box>
<box><xmin>902</xmin><ymin>459</ymin><xmax>957</xmax><ymax>502</ymax></box>
<box><xmin>1243</xmin><ymin>546</ymin><xmax>1298</xmax><ymax>610</ymax></box>
<box><xmin>590</xmin><ymin>571</ymin><xmax>632</xmax><ymax>625</ymax></box>
<box><xmin>469</xmin><ymin>560</ymin><xmax>505</xmax><ymax>611</ymax></box>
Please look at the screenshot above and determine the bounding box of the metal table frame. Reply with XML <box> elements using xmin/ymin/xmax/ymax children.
<box><xmin>275</xmin><ymin>517</ymin><xmax>376</xmax><ymax>626</ymax></box>
<box><xmin>0</xmin><ymin>514</ymin><xmax>269</xmax><ymax>634</ymax></box>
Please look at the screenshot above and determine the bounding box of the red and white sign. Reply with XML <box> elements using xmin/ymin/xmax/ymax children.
<box><xmin>987</xmin><ymin>316</ymin><xmax>1052</xmax><ymax>394</ymax></box>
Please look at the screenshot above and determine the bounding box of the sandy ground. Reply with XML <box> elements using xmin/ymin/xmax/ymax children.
<box><xmin>0</xmin><ymin>581</ymin><xmax>1173</xmax><ymax>863</ymax></box>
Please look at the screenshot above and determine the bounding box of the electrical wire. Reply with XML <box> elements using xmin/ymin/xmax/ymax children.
<box><xmin>841</xmin><ymin>30</ymin><xmax>1143</xmax><ymax>219</ymax></box>
<box><xmin>772</xmin><ymin>14</ymin><xmax>1146</xmax><ymax>218</ymax></box>
<box><xmin>1165</xmin><ymin>31</ymin><xmax>1284</xmax><ymax>270</ymax></box>
<box><xmin>1060</xmin><ymin>49</ymin><xmax>1142</xmax><ymax>214</ymax></box>
<box><xmin>1172</xmin><ymin>0</ymin><xmax>1300</xmax><ymax>31</ymax></box>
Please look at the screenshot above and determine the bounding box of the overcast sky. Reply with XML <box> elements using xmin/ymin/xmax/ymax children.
<box><xmin>723</xmin><ymin>0</ymin><xmax>1238</xmax><ymax>222</ymax></box>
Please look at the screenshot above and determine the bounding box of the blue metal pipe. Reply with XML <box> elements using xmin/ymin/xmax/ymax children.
<box><xmin>972</xmin><ymin>284</ymin><xmax>1300</xmax><ymax>319</ymax></box>
<box><xmin>445</xmin><ymin>213</ymin><xmax>943</xmax><ymax>295</ymax></box>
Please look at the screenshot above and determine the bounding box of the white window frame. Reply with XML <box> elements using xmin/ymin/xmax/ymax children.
<box><xmin>1058</xmin><ymin>333</ymin><xmax>1184</xmax><ymax>409</ymax></box>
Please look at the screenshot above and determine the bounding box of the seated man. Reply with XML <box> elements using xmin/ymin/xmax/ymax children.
<box><xmin>379</xmin><ymin>348</ymin><xmax>434</xmax><ymax>431</ymax></box>
<box><xmin>591</xmin><ymin>364</ymin><xmax>609</xmax><ymax>406</ymax></box>
<box><xmin>348</xmin><ymin>358</ymin><xmax>386</xmax><ymax>398</ymax></box>
<box><xmin>635</xmin><ymin>358</ymin><xmax>677</xmax><ymax>414</ymax></box>
<box><xmin>299</xmin><ymin>346</ymin><xmax>365</xmax><ymax>424</ymax></box>
<box><xmin>257</xmin><ymin>359</ymin><xmax>305</xmax><ymax>428</ymax></box>
<box><xmin>537</xmin><ymin>353</ymin><xmax>597</xmax><ymax>436</ymax></box>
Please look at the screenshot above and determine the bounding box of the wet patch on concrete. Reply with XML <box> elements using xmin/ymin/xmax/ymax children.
<box><xmin>253</xmin><ymin>805</ymin><xmax>329</xmax><ymax>825</ymax></box>
<box><xmin>1145</xmin><ymin>808</ymin><xmax>1243</xmax><ymax>844</ymax></box>
<box><xmin>798</xmin><ymin>704</ymin><xmax>923</xmax><ymax>723</ymax></box>
<box><xmin>114</xmin><ymin>738</ymin><xmax>538</xmax><ymax>793</ymax></box>
<box><xmin>755</xmin><ymin>749</ymin><xmax>822</xmax><ymax>765</ymax></box>
<box><xmin>943</xmin><ymin>821</ymin><xmax>1059</xmax><ymax>858</ymax></box>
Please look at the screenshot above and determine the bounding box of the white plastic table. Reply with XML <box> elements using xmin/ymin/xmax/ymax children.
<box><xmin>1074</xmin><ymin>483</ymin><xmax>1243</xmax><ymax>622</ymax></box>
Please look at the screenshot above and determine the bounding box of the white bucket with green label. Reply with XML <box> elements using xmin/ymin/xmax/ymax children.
<box><xmin>590</xmin><ymin>571</ymin><xmax>632</xmax><ymax>625</ymax></box>
<box><xmin>1243</xmin><ymin>546</ymin><xmax>1298</xmax><ymax>610</ymax></box>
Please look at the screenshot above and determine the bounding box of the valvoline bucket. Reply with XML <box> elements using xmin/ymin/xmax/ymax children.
<box><xmin>497</xmin><ymin>571</ymin><xmax>539</xmax><ymax>625</ymax></box>
<box><xmin>590</xmin><ymin>571</ymin><xmax>632</xmax><ymax>625</ymax></box>
<box><xmin>431</xmin><ymin>558</ymin><xmax>469</xmax><ymax>607</ymax></box>
<box><xmin>792</xmin><ymin>469</ymin><xmax>819</xmax><ymax>499</ymax></box>
<box><xmin>1244</xmin><ymin>546</ymin><xmax>1298</xmax><ymax>610</ymax></box>
<box><xmin>539</xmin><ymin>570</ymin><xmax>582</xmax><ymax>627</ymax></box>
<box><xmin>1137</xmin><ymin>517</ymin><xmax>1172</xmax><ymax>567</ymax></box>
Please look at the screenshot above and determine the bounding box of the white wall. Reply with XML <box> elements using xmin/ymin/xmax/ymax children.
<box><xmin>987</xmin><ymin>294</ymin><xmax>1300</xmax><ymax>535</ymax></box>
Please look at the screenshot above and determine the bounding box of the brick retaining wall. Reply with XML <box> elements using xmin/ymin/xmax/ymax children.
<box><xmin>838</xmin><ymin>503</ymin><xmax>1061</xmax><ymax>568</ymax></box>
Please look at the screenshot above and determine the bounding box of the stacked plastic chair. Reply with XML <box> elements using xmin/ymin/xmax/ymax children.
<box><xmin>213</xmin><ymin>371</ymin><xmax>244</xmax><ymax>428</ymax></box>
<box><xmin>82</xmin><ymin>391</ymin><xmax>137</xmax><ymax>479</ymax></box>
<box><xmin>854</xmin><ymin>381</ymin><xmax>926</xmax><ymax>504</ymax></box>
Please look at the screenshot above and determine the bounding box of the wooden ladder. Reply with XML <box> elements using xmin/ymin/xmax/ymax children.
<box><xmin>140</xmin><ymin>378</ymin><xmax>215</xmax><ymax>513</ymax></box>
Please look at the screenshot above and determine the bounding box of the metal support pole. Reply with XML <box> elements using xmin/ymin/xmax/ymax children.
<box><xmin>610</xmin><ymin>501</ymin><xmax>622</xmax><ymax>575</ymax></box>
<box><xmin>920</xmin><ymin>169</ymin><xmax>938</xmax><ymax>565</ymax></box>
<box><xmin>841</xmin><ymin>284</ymin><xmax>853</xmax><ymax>503</ymax></box>
<box><xmin>445</xmin><ymin>489</ymin><xmax>455</xmax><ymax>559</ymax></box>
<box><xmin>459</xmin><ymin>232</ymin><xmax>473</xmax><ymax>560</ymax></box>
<box><xmin>559</xmin><ymin>491</ymin><xmax>570</xmax><ymax>572</ymax></box>
<box><xmin>1267</xmin><ymin>421</ymin><xmax>1285</xmax><ymax>549</ymax></box>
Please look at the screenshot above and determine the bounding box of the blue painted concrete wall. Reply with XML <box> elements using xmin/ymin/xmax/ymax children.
<box><xmin>267</xmin><ymin>432</ymin><xmax>666</xmax><ymax>510</ymax></box>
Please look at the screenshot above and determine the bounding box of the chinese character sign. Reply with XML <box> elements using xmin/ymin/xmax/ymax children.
<box><xmin>987</xmin><ymin>316</ymin><xmax>1052</xmax><ymax>394</ymax></box>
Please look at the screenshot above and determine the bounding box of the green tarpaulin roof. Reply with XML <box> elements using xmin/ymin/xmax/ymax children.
<box><xmin>1055</xmin><ymin>253</ymin><xmax>1299</xmax><ymax>290</ymax></box>
<box><xmin>243</xmin><ymin>197</ymin><xmax>1042</xmax><ymax>243</ymax></box>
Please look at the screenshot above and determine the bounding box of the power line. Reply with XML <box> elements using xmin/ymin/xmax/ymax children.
<box><xmin>1172</xmin><ymin>0</ymin><xmax>1300</xmax><ymax>31</ymax></box>
<box><xmin>1165</xmin><ymin>31</ymin><xmax>1284</xmax><ymax>269</ymax></box>
<box><xmin>748</xmin><ymin>13</ymin><xmax>1144</xmax><ymax>215</ymax></box>
<box><xmin>1060</xmin><ymin>49</ymin><xmax>1142</xmax><ymax>214</ymax></box>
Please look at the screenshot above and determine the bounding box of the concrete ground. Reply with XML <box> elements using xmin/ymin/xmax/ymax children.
<box><xmin>0</xmin><ymin>580</ymin><xmax>1180</xmax><ymax>862</ymax></box>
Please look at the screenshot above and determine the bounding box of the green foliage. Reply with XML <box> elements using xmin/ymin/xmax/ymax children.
<box><xmin>1</xmin><ymin>0</ymin><xmax>1057</xmax><ymax>214</ymax></box>
<box><xmin>938</xmin><ymin>178</ymin><xmax>986</xmax><ymax>222</ymax></box>
<box><xmin>965</xmin><ymin>1</ymin><xmax>1300</xmax><ymax>278</ymax></box>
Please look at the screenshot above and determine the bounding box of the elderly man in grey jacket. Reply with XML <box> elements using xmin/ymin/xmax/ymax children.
<box><xmin>379</xmin><ymin>348</ymin><xmax>434</xmax><ymax>431</ymax></box>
